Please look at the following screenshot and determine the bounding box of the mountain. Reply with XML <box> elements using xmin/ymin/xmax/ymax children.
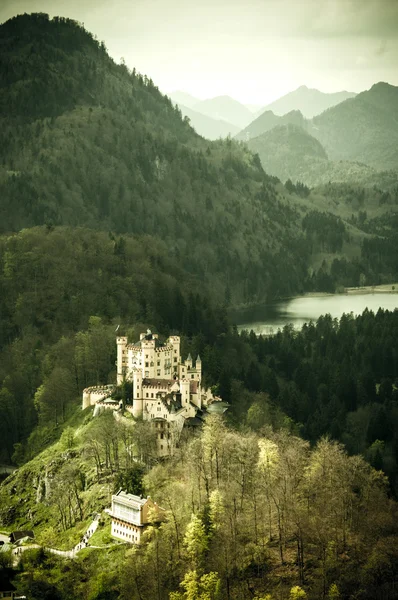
<box><xmin>0</xmin><ymin>12</ymin><xmax>312</xmax><ymax>309</ymax></box>
<box><xmin>192</xmin><ymin>95</ymin><xmax>254</xmax><ymax>128</ymax></box>
<box><xmin>247</xmin><ymin>124</ymin><xmax>398</xmax><ymax>189</ymax></box>
<box><xmin>247</xmin><ymin>124</ymin><xmax>328</xmax><ymax>182</ymax></box>
<box><xmin>168</xmin><ymin>90</ymin><xmax>201</xmax><ymax>108</ymax></box>
<box><xmin>310</xmin><ymin>82</ymin><xmax>398</xmax><ymax>170</ymax></box>
<box><xmin>235</xmin><ymin>109</ymin><xmax>307</xmax><ymax>141</ymax></box>
<box><xmin>172</xmin><ymin>103</ymin><xmax>240</xmax><ymax>139</ymax></box>
<box><xmin>258</xmin><ymin>85</ymin><xmax>357</xmax><ymax>119</ymax></box>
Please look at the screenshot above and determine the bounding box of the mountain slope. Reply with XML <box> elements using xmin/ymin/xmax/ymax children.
<box><xmin>311</xmin><ymin>82</ymin><xmax>398</xmax><ymax>170</ymax></box>
<box><xmin>247</xmin><ymin>124</ymin><xmax>398</xmax><ymax>188</ymax></box>
<box><xmin>259</xmin><ymin>85</ymin><xmax>357</xmax><ymax>119</ymax></box>
<box><xmin>172</xmin><ymin>103</ymin><xmax>240</xmax><ymax>139</ymax></box>
<box><xmin>193</xmin><ymin>95</ymin><xmax>254</xmax><ymax>128</ymax></box>
<box><xmin>235</xmin><ymin>109</ymin><xmax>307</xmax><ymax>141</ymax></box>
<box><xmin>0</xmin><ymin>12</ymin><xmax>311</xmax><ymax>307</ymax></box>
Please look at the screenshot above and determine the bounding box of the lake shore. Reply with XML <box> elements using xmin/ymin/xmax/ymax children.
<box><xmin>302</xmin><ymin>283</ymin><xmax>398</xmax><ymax>298</ymax></box>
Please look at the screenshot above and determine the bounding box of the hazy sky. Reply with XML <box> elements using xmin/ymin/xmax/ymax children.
<box><xmin>1</xmin><ymin>0</ymin><xmax>397</xmax><ymax>105</ymax></box>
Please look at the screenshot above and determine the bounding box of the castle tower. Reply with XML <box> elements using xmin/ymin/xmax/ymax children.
<box><xmin>132</xmin><ymin>369</ymin><xmax>143</xmax><ymax>418</ymax></box>
<box><xmin>180</xmin><ymin>379</ymin><xmax>190</xmax><ymax>407</ymax></box>
<box><xmin>168</xmin><ymin>336</ymin><xmax>181</xmax><ymax>376</ymax></box>
<box><xmin>116</xmin><ymin>337</ymin><xmax>128</xmax><ymax>385</ymax></box>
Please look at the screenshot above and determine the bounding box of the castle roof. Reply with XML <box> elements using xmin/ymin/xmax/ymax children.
<box><xmin>143</xmin><ymin>378</ymin><xmax>175</xmax><ymax>388</ymax></box>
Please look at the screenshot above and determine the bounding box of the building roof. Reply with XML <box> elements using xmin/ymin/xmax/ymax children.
<box><xmin>113</xmin><ymin>490</ymin><xmax>147</xmax><ymax>507</ymax></box>
<box><xmin>10</xmin><ymin>530</ymin><xmax>34</xmax><ymax>542</ymax></box>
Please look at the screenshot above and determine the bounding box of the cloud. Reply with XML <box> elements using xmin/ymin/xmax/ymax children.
<box><xmin>301</xmin><ymin>0</ymin><xmax>398</xmax><ymax>39</ymax></box>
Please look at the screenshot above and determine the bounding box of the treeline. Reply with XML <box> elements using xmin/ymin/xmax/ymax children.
<box><xmin>3</xmin><ymin>416</ymin><xmax>398</xmax><ymax>600</ymax></box>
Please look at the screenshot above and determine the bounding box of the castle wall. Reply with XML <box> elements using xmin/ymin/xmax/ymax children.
<box><xmin>82</xmin><ymin>386</ymin><xmax>115</xmax><ymax>409</ymax></box>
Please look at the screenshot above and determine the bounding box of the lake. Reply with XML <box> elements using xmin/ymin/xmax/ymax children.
<box><xmin>235</xmin><ymin>292</ymin><xmax>398</xmax><ymax>335</ymax></box>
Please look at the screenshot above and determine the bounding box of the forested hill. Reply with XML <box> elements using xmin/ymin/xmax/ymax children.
<box><xmin>310</xmin><ymin>82</ymin><xmax>398</xmax><ymax>171</ymax></box>
<box><xmin>0</xmin><ymin>12</ymin><xmax>311</xmax><ymax>306</ymax></box>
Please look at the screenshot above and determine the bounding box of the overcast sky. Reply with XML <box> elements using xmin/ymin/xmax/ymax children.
<box><xmin>1</xmin><ymin>0</ymin><xmax>397</xmax><ymax>105</ymax></box>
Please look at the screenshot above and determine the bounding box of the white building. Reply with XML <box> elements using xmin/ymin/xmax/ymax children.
<box><xmin>110</xmin><ymin>490</ymin><xmax>164</xmax><ymax>543</ymax></box>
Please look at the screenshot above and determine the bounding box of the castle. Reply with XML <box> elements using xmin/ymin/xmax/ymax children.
<box><xmin>82</xmin><ymin>330</ymin><xmax>220</xmax><ymax>455</ymax></box>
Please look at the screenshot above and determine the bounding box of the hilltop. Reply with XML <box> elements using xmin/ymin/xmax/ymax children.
<box><xmin>235</xmin><ymin>108</ymin><xmax>307</xmax><ymax>141</ymax></box>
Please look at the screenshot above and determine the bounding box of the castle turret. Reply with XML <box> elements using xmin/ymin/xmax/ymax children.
<box><xmin>116</xmin><ymin>337</ymin><xmax>128</xmax><ymax>385</ymax></box>
<box><xmin>185</xmin><ymin>353</ymin><xmax>193</xmax><ymax>370</ymax></box>
<box><xmin>132</xmin><ymin>369</ymin><xmax>143</xmax><ymax>418</ymax></box>
<box><xmin>195</xmin><ymin>355</ymin><xmax>202</xmax><ymax>374</ymax></box>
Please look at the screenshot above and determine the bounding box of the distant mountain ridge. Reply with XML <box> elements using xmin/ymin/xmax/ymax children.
<box><xmin>169</xmin><ymin>90</ymin><xmax>201</xmax><ymax>108</ymax></box>
<box><xmin>247</xmin><ymin>123</ymin><xmax>398</xmax><ymax>188</ymax></box>
<box><xmin>169</xmin><ymin>92</ymin><xmax>254</xmax><ymax>138</ymax></box>
<box><xmin>192</xmin><ymin>95</ymin><xmax>254</xmax><ymax>128</ymax></box>
<box><xmin>176</xmin><ymin>103</ymin><xmax>239</xmax><ymax>139</ymax></box>
<box><xmin>258</xmin><ymin>86</ymin><xmax>357</xmax><ymax>119</ymax></box>
<box><xmin>239</xmin><ymin>82</ymin><xmax>398</xmax><ymax>177</ymax></box>
<box><xmin>235</xmin><ymin>109</ymin><xmax>307</xmax><ymax>141</ymax></box>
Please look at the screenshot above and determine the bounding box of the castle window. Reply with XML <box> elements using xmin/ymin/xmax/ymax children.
<box><xmin>174</xmin><ymin>358</ymin><xmax>177</xmax><ymax>363</ymax></box>
<box><xmin>146</xmin><ymin>393</ymin><xmax>149</xmax><ymax>398</ymax></box>
<box><xmin>174</xmin><ymin>350</ymin><xmax>177</xmax><ymax>354</ymax></box>
<box><xmin>145</xmin><ymin>362</ymin><xmax>149</xmax><ymax>367</ymax></box>
<box><xmin>157</xmin><ymin>407</ymin><xmax>161</xmax><ymax>411</ymax></box>
<box><xmin>151</xmin><ymin>393</ymin><xmax>154</xmax><ymax>398</ymax></box>
<box><xmin>191</xmin><ymin>374</ymin><xmax>194</xmax><ymax>379</ymax></box>
<box><xmin>157</xmin><ymin>370</ymin><xmax>160</xmax><ymax>376</ymax></box>
<box><xmin>160</xmin><ymin>433</ymin><xmax>164</xmax><ymax>439</ymax></box>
